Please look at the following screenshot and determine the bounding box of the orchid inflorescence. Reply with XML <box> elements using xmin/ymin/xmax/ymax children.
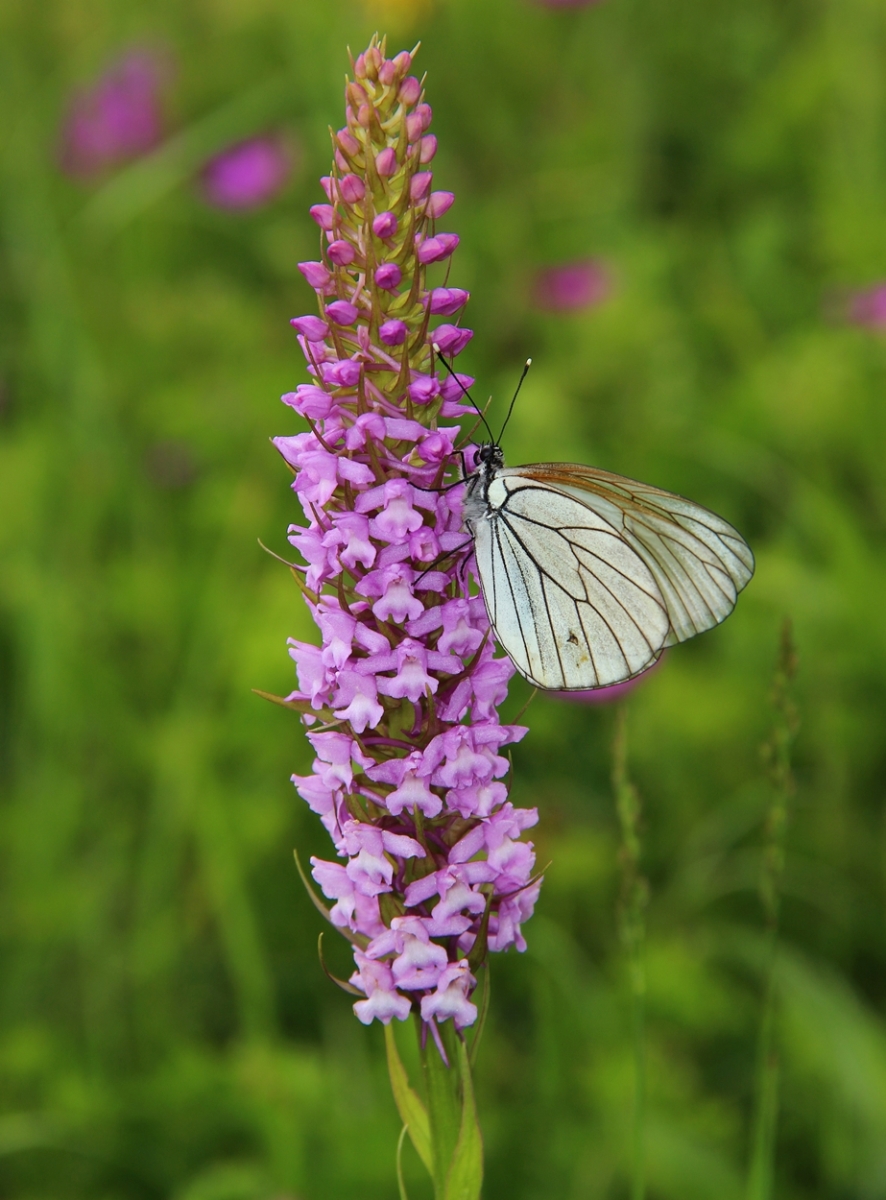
<box><xmin>273</xmin><ymin>36</ymin><xmax>540</xmax><ymax>1043</ymax></box>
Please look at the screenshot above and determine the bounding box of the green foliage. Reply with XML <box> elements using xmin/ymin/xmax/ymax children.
<box><xmin>2</xmin><ymin>0</ymin><xmax>886</xmax><ymax>1197</ymax></box>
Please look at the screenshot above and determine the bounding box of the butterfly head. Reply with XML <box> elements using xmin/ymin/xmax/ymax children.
<box><xmin>475</xmin><ymin>442</ymin><xmax>505</xmax><ymax>475</ymax></box>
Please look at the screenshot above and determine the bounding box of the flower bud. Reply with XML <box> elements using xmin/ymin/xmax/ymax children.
<box><xmin>415</xmin><ymin>104</ymin><xmax>432</xmax><ymax>131</ymax></box>
<box><xmin>298</xmin><ymin>260</ymin><xmax>332</xmax><ymax>290</ymax></box>
<box><xmin>321</xmin><ymin>358</ymin><xmax>362</xmax><ymax>386</ymax></box>
<box><xmin>405</xmin><ymin>113</ymin><xmax>424</xmax><ymax>143</ymax></box>
<box><xmin>391</xmin><ymin>50</ymin><xmax>412</xmax><ymax>79</ymax></box>
<box><xmin>326</xmin><ymin>300</ymin><xmax>359</xmax><ymax>326</ymax></box>
<box><xmin>346</xmin><ymin>81</ymin><xmax>368</xmax><ymax>109</ymax></box>
<box><xmin>375</xmin><ymin>147</ymin><xmax>397</xmax><ymax>177</ymax></box>
<box><xmin>398</xmin><ymin>76</ymin><xmax>421</xmax><ymax>105</ymax></box>
<box><xmin>429</xmin><ymin>287</ymin><xmax>469</xmax><ymax>315</ymax></box>
<box><xmin>339</xmin><ymin>174</ymin><xmax>366</xmax><ymax>204</ymax></box>
<box><xmin>373</xmin><ymin>211</ymin><xmax>398</xmax><ymax>238</ymax></box>
<box><xmin>426</xmin><ymin>191</ymin><xmax>455</xmax><ymax>219</ymax></box>
<box><xmin>364</xmin><ymin>45</ymin><xmax>382</xmax><ymax>78</ymax></box>
<box><xmin>419</xmin><ymin>135</ymin><xmax>437</xmax><ymax>164</ymax></box>
<box><xmin>310</xmin><ymin>204</ymin><xmax>335</xmax><ymax>230</ymax></box>
<box><xmin>432</xmin><ymin>323</ymin><xmax>473</xmax><ymax>355</ymax></box>
<box><xmin>410</xmin><ymin>171</ymin><xmax>433</xmax><ymax>202</ymax></box>
<box><xmin>379</xmin><ymin>319</ymin><xmax>409</xmax><ymax>345</ymax></box>
<box><xmin>417</xmin><ymin>232</ymin><xmax>459</xmax><ymax>264</ymax></box>
<box><xmin>375</xmin><ymin>263</ymin><xmax>402</xmax><ymax>292</ymax></box>
<box><xmin>408</xmin><ymin>374</ymin><xmax>441</xmax><ymax>403</ymax></box>
<box><xmin>337</xmin><ymin>128</ymin><xmax>361</xmax><ymax>157</ymax></box>
<box><xmin>290</xmin><ymin>315</ymin><xmax>329</xmax><ymax>341</ymax></box>
<box><xmin>328</xmin><ymin>239</ymin><xmax>356</xmax><ymax>266</ymax></box>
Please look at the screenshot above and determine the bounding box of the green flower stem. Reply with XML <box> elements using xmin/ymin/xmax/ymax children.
<box><xmin>421</xmin><ymin>1020</ymin><xmax>484</xmax><ymax>1200</ymax></box>
<box><xmin>385</xmin><ymin>1017</ymin><xmax>484</xmax><ymax>1200</ymax></box>
<box><xmin>612</xmin><ymin>705</ymin><xmax>648</xmax><ymax>1200</ymax></box>
<box><xmin>746</xmin><ymin>621</ymin><xmax>799</xmax><ymax>1200</ymax></box>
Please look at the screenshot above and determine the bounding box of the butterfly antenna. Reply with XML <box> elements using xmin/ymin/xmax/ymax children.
<box><xmin>497</xmin><ymin>358</ymin><xmax>532</xmax><ymax>445</ymax></box>
<box><xmin>432</xmin><ymin>344</ymin><xmax>496</xmax><ymax>443</ymax></box>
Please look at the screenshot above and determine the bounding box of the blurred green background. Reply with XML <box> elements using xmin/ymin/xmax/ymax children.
<box><xmin>2</xmin><ymin>0</ymin><xmax>886</xmax><ymax>1197</ymax></box>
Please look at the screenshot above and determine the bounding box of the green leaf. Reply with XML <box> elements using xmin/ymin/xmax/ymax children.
<box><xmin>468</xmin><ymin>966</ymin><xmax>491</xmax><ymax>1070</ymax></box>
<box><xmin>396</xmin><ymin>1125</ymin><xmax>412</xmax><ymax>1200</ymax></box>
<box><xmin>443</xmin><ymin>1036</ymin><xmax>484</xmax><ymax>1200</ymax></box>
<box><xmin>317</xmin><ymin>933</ymin><xmax>363</xmax><ymax>996</ymax></box>
<box><xmin>385</xmin><ymin>1024</ymin><xmax>433</xmax><ymax>1175</ymax></box>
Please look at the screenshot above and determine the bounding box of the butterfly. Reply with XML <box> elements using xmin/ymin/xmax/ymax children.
<box><xmin>449</xmin><ymin>358</ymin><xmax>755</xmax><ymax>692</ymax></box>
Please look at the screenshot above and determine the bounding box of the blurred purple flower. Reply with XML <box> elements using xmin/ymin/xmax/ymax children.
<box><xmin>59</xmin><ymin>50</ymin><xmax>171</xmax><ymax>177</ymax></box>
<box><xmin>846</xmin><ymin>283</ymin><xmax>886</xmax><ymax>329</ymax></box>
<box><xmin>533</xmin><ymin>258</ymin><xmax>612</xmax><ymax>312</ymax></box>
<box><xmin>200</xmin><ymin>136</ymin><xmax>293</xmax><ymax>210</ymax></box>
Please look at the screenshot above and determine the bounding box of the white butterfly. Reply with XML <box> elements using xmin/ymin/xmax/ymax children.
<box><xmin>461</xmin><ymin>442</ymin><xmax>755</xmax><ymax>692</ymax></box>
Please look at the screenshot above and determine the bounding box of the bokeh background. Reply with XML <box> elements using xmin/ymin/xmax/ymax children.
<box><xmin>2</xmin><ymin>0</ymin><xmax>886</xmax><ymax>1197</ymax></box>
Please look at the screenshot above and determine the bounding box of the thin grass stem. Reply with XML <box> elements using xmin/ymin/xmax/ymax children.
<box><xmin>746</xmin><ymin>619</ymin><xmax>799</xmax><ymax>1200</ymax></box>
<box><xmin>612</xmin><ymin>705</ymin><xmax>648</xmax><ymax>1200</ymax></box>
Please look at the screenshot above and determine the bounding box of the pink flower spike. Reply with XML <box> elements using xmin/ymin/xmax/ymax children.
<box><xmin>273</xmin><ymin>38</ymin><xmax>541</xmax><ymax>1033</ymax></box>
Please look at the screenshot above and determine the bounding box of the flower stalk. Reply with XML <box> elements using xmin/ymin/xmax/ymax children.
<box><xmin>746</xmin><ymin>620</ymin><xmax>799</xmax><ymax>1200</ymax></box>
<box><xmin>269</xmin><ymin>35</ymin><xmax>542</xmax><ymax>1195</ymax></box>
<box><xmin>612</xmin><ymin>706</ymin><xmax>648</xmax><ymax>1200</ymax></box>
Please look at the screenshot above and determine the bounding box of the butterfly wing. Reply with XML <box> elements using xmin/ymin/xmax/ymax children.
<box><xmin>471</xmin><ymin>476</ymin><xmax>671</xmax><ymax>690</ymax></box>
<box><xmin>507</xmin><ymin>463</ymin><xmax>755</xmax><ymax>648</ymax></box>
